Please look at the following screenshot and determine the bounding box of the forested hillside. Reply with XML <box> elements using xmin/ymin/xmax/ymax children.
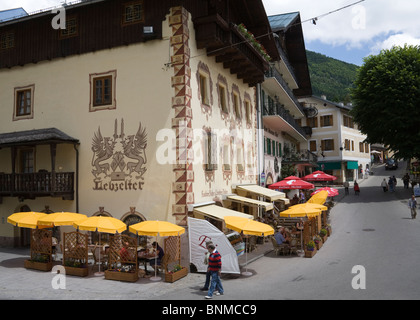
<box><xmin>306</xmin><ymin>50</ymin><xmax>359</xmax><ymax>103</ymax></box>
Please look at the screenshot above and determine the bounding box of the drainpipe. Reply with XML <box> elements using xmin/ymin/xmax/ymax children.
<box><xmin>73</xmin><ymin>143</ymin><xmax>79</xmax><ymax>213</ymax></box>
<box><xmin>256</xmin><ymin>83</ymin><xmax>263</xmax><ymax>186</ymax></box>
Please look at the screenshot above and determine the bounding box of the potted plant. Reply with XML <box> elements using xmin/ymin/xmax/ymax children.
<box><xmin>24</xmin><ymin>253</ymin><xmax>53</xmax><ymax>271</ymax></box>
<box><xmin>165</xmin><ymin>264</ymin><xmax>188</xmax><ymax>283</ymax></box>
<box><xmin>64</xmin><ymin>258</ymin><xmax>89</xmax><ymax>277</ymax></box>
<box><xmin>320</xmin><ymin>229</ymin><xmax>328</xmax><ymax>242</ymax></box>
<box><xmin>305</xmin><ymin>241</ymin><xmax>317</xmax><ymax>258</ymax></box>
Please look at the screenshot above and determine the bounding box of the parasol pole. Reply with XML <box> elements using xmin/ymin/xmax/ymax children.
<box><xmin>242</xmin><ymin>235</ymin><xmax>252</xmax><ymax>277</ymax></box>
<box><xmin>94</xmin><ymin>230</ymin><xmax>104</xmax><ymax>276</ymax></box>
<box><xmin>150</xmin><ymin>235</ymin><xmax>161</xmax><ymax>281</ymax></box>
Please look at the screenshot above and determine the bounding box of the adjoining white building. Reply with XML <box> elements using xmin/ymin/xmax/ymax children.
<box><xmin>299</xmin><ymin>95</ymin><xmax>371</xmax><ymax>183</ymax></box>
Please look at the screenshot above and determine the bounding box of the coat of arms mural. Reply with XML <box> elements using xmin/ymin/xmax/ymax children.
<box><xmin>92</xmin><ymin>119</ymin><xmax>147</xmax><ymax>191</ymax></box>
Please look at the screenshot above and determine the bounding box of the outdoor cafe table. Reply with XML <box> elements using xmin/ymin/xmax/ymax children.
<box><xmin>137</xmin><ymin>250</ymin><xmax>158</xmax><ymax>275</ymax></box>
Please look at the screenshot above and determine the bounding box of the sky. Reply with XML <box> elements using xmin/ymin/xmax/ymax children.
<box><xmin>1</xmin><ymin>0</ymin><xmax>420</xmax><ymax>66</ymax></box>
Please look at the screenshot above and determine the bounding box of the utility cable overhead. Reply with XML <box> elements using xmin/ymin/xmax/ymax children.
<box><xmin>168</xmin><ymin>0</ymin><xmax>367</xmax><ymax>66</ymax></box>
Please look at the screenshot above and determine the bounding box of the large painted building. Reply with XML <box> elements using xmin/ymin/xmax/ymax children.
<box><xmin>0</xmin><ymin>0</ymin><xmax>280</xmax><ymax>246</ymax></box>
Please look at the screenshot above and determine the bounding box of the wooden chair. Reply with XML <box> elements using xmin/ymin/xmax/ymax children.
<box><xmin>247</xmin><ymin>236</ymin><xmax>258</xmax><ymax>253</ymax></box>
<box><xmin>270</xmin><ymin>236</ymin><xmax>289</xmax><ymax>256</ymax></box>
<box><xmin>91</xmin><ymin>246</ymin><xmax>108</xmax><ymax>271</ymax></box>
<box><xmin>157</xmin><ymin>253</ymin><xmax>170</xmax><ymax>273</ymax></box>
<box><xmin>288</xmin><ymin>238</ymin><xmax>298</xmax><ymax>256</ymax></box>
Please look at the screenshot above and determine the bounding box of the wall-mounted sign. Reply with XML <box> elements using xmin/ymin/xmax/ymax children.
<box><xmin>92</xmin><ymin>119</ymin><xmax>147</xmax><ymax>191</ymax></box>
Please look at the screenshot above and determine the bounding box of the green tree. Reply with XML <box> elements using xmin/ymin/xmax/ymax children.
<box><xmin>350</xmin><ymin>45</ymin><xmax>420</xmax><ymax>160</ymax></box>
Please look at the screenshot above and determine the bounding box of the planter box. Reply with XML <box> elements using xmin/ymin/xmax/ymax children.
<box><xmin>104</xmin><ymin>270</ymin><xmax>138</xmax><ymax>282</ymax></box>
<box><xmin>327</xmin><ymin>227</ymin><xmax>332</xmax><ymax>236</ymax></box>
<box><xmin>64</xmin><ymin>266</ymin><xmax>89</xmax><ymax>277</ymax></box>
<box><xmin>315</xmin><ymin>241</ymin><xmax>323</xmax><ymax>250</ymax></box>
<box><xmin>304</xmin><ymin>248</ymin><xmax>317</xmax><ymax>258</ymax></box>
<box><xmin>321</xmin><ymin>235</ymin><xmax>328</xmax><ymax>243</ymax></box>
<box><xmin>24</xmin><ymin>260</ymin><xmax>52</xmax><ymax>271</ymax></box>
<box><xmin>165</xmin><ymin>267</ymin><xmax>188</xmax><ymax>283</ymax></box>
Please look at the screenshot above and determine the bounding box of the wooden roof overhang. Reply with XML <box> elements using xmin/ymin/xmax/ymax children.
<box><xmin>0</xmin><ymin>128</ymin><xmax>79</xmax><ymax>148</ymax></box>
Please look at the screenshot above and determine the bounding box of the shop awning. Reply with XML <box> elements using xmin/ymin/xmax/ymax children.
<box><xmin>317</xmin><ymin>162</ymin><xmax>342</xmax><ymax>170</ymax></box>
<box><xmin>234</xmin><ymin>184</ymin><xmax>289</xmax><ymax>203</ymax></box>
<box><xmin>347</xmin><ymin>161</ymin><xmax>359</xmax><ymax>170</ymax></box>
<box><xmin>193</xmin><ymin>205</ymin><xmax>253</xmax><ymax>221</ymax></box>
<box><xmin>226</xmin><ymin>195</ymin><xmax>274</xmax><ymax>211</ymax></box>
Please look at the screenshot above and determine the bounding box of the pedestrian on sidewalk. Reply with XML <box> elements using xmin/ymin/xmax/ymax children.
<box><xmin>354</xmin><ymin>181</ymin><xmax>360</xmax><ymax>195</ymax></box>
<box><xmin>205</xmin><ymin>243</ymin><xmax>224</xmax><ymax>299</ymax></box>
<box><xmin>200</xmin><ymin>240</ymin><xmax>213</xmax><ymax>292</ymax></box>
<box><xmin>381</xmin><ymin>178</ymin><xmax>388</xmax><ymax>192</ymax></box>
<box><xmin>403</xmin><ymin>173</ymin><xmax>410</xmax><ymax>189</ymax></box>
<box><xmin>343</xmin><ymin>180</ymin><xmax>350</xmax><ymax>195</ymax></box>
<box><xmin>408</xmin><ymin>195</ymin><xmax>417</xmax><ymax>219</ymax></box>
<box><xmin>388</xmin><ymin>177</ymin><xmax>395</xmax><ymax>192</ymax></box>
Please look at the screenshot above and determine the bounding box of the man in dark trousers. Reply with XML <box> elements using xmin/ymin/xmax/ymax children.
<box><xmin>205</xmin><ymin>243</ymin><xmax>224</xmax><ymax>299</ymax></box>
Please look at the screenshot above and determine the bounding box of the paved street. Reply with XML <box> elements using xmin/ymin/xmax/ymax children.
<box><xmin>1</xmin><ymin>162</ymin><xmax>419</xmax><ymax>300</ymax></box>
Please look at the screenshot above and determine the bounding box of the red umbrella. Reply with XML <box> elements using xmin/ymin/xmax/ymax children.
<box><xmin>311</xmin><ymin>187</ymin><xmax>339</xmax><ymax>197</ymax></box>
<box><xmin>269</xmin><ymin>176</ymin><xmax>314</xmax><ymax>190</ymax></box>
<box><xmin>303</xmin><ymin>171</ymin><xmax>337</xmax><ymax>181</ymax></box>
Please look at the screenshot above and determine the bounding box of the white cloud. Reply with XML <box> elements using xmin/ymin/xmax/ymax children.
<box><xmin>370</xmin><ymin>33</ymin><xmax>420</xmax><ymax>54</ymax></box>
<box><xmin>262</xmin><ymin>0</ymin><xmax>420</xmax><ymax>52</ymax></box>
<box><xmin>1</xmin><ymin>0</ymin><xmax>63</xmax><ymax>13</ymax></box>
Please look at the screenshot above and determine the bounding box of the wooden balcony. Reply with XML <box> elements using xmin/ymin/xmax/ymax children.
<box><xmin>194</xmin><ymin>14</ymin><xmax>270</xmax><ymax>86</ymax></box>
<box><xmin>0</xmin><ymin>171</ymin><xmax>75</xmax><ymax>201</ymax></box>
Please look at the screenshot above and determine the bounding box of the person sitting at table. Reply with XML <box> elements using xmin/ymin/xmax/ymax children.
<box><xmin>149</xmin><ymin>241</ymin><xmax>164</xmax><ymax>270</ymax></box>
<box><xmin>119</xmin><ymin>241</ymin><xmax>134</xmax><ymax>261</ymax></box>
<box><xmin>274</xmin><ymin>227</ymin><xmax>289</xmax><ymax>245</ymax></box>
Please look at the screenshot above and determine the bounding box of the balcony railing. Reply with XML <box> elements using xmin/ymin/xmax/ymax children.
<box><xmin>265</xmin><ymin>67</ymin><xmax>306</xmax><ymax>115</ymax></box>
<box><xmin>263</xmin><ymin>101</ymin><xmax>308</xmax><ymax>138</ymax></box>
<box><xmin>282</xmin><ymin>149</ymin><xmax>318</xmax><ymax>165</ymax></box>
<box><xmin>0</xmin><ymin>172</ymin><xmax>74</xmax><ymax>200</ymax></box>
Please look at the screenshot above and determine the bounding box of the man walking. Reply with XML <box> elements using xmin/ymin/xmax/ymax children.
<box><xmin>343</xmin><ymin>180</ymin><xmax>350</xmax><ymax>195</ymax></box>
<box><xmin>205</xmin><ymin>243</ymin><xmax>224</xmax><ymax>299</ymax></box>
<box><xmin>408</xmin><ymin>195</ymin><xmax>417</xmax><ymax>219</ymax></box>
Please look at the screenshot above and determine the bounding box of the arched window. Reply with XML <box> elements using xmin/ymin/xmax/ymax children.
<box><xmin>122</xmin><ymin>209</ymin><xmax>147</xmax><ymax>246</ymax></box>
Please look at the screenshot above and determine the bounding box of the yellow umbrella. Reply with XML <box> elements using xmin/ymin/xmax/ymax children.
<box><xmin>224</xmin><ymin>216</ymin><xmax>274</xmax><ymax>236</ymax></box>
<box><xmin>38</xmin><ymin>212</ymin><xmax>88</xmax><ymax>226</ymax></box>
<box><xmin>7</xmin><ymin>212</ymin><xmax>52</xmax><ymax>229</ymax></box>
<box><xmin>224</xmin><ymin>216</ymin><xmax>274</xmax><ymax>276</ymax></box>
<box><xmin>129</xmin><ymin>220</ymin><xmax>185</xmax><ymax>281</ymax></box>
<box><xmin>128</xmin><ymin>220</ymin><xmax>185</xmax><ymax>237</ymax></box>
<box><xmin>73</xmin><ymin>216</ymin><xmax>126</xmax><ymax>234</ymax></box>
<box><xmin>279</xmin><ymin>204</ymin><xmax>322</xmax><ymax>217</ymax></box>
<box><xmin>73</xmin><ymin>216</ymin><xmax>127</xmax><ymax>276</ymax></box>
<box><xmin>307</xmin><ymin>190</ymin><xmax>329</xmax><ymax>205</ymax></box>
